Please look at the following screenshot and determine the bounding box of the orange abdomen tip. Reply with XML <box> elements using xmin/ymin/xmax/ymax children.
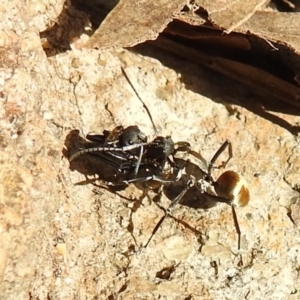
<box><xmin>215</xmin><ymin>170</ymin><xmax>250</xmax><ymax>207</ymax></box>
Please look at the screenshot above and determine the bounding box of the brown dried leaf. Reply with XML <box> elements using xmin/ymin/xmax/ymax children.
<box><xmin>202</xmin><ymin>0</ymin><xmax>269</xmax><ymax>33</ymax></box>
<box><xmin>86</xmin><ymin>0</ymin><xmax>187</xmax><ymax>49</ymax></box>
<box><xmin>80</xmin><ymin>0</ymin><xmax>300</xmax><ymax>108</ymax></box>
<box><xmin>163</xmin><ymin>5</ymin><xmax>300</xmax><ymax>106</ymax></box>
<box><xmin>239</xmin><ymin>11</ymin><xmax>300</xmax><ymax>53</ymax></box>
<box><xmin>175</xmin><ymin>10</ymin><xmax>206</xmax><ymax>26</ymax></box>
<box><xmin>165</xmin><ymin>17</ymin><xmax>300</xmax><ymax>77</ymax></box>
<box><xmin>166</xmin><ymin>20</ymin><xmax>252</xmax><ymax>51</ymax></box>
<box><xmin>176</xmin><ymin>0</ymin><xmax>270</xmax><ymax>32</ymax></box>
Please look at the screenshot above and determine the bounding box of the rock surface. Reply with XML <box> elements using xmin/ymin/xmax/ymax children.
<box><xmin>0</xmin><ymin>1</ymin><xmax>300</xmax><ymax>300</ymax></box>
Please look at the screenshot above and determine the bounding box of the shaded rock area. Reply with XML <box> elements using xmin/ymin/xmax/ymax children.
<box><xmin>0</xmin><ymin>1</ymin><xmax>300</xmax><ymax>300</ymax></box>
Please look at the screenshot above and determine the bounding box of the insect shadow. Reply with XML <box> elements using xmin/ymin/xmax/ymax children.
<box><xmin>161</xmin><ymin>158</ymin><xmax>217</xmax><ymax>210</ymax></box>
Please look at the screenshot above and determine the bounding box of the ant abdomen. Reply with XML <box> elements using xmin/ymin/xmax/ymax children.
<box><xmin>214</xmin><ymin>170</ymin><xmax>250</xmax><ymax>207</ymax></box>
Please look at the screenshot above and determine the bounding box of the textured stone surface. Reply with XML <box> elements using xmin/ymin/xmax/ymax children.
<box><xmin>0</xmin><ymin>1</ymin><xmax>300</xmax><ymax>300</ymax></box>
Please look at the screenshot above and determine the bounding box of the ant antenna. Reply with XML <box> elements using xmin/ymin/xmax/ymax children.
<box><xmin>121</xmin><ymin>67</ymin><xmax>159</xmax><ymax>137</ymax></box>
<box><xmin>134</xmin><ymin>145</ymin><xmax>143</xmax><ymax>176</ymax></box>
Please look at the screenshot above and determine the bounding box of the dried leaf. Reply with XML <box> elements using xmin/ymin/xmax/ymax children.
<box><xmin>201</xmin><ymin>0</ymin><xmax>269</xmax><ymax>33</ymax></box>
<box><xmin>175</xmin><ymin>10</ymin><xmax>206</xmax><ymax>26</ymax></box>
<box><xmin>166</xmin><ymin>20</ymin><xmax>252</xmax><ymax>51</ymax></box>
<box><xmin>239</xmin><ymin>11</ymin><xmax>300</xmax><ymax>53</ymax></box>
<box><xmin>80</xmin><ymin>0</ymin><xmax>300</xmax><ymax>108</ymax></box>
<box><xmin>86</xmin><ymin>0</ymin><xmax>187</xmax><ymax>49</ymax></box>
<box><xmin>176</xmin><ymin>0</ymin><xmax>269</xmax><ymax>31</ymax></box>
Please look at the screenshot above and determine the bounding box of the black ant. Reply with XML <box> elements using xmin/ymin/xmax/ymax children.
<box><xmin>68</xmin><ymin>67</ymin><xmax>250</xmax><ymax>249</ymax></box>
<box><xmin>145</xmin><ymin>139</ymin><xmax>250</xmax><ymax>250</ymax></box>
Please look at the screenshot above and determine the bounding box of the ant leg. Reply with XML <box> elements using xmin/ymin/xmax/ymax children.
<box><xmin>106</xmin><ymin>167</ymin><xmax>184</xmax><ymax>186</ymax></box>
<box><xmin>144</xmin><ymin>213</ymin><xmax>168</xmax><ymax>247</ymax></box>
<box><xmin>133</xmin><ymin>145</ymin><xmax>144</xmax><ymax>176</ymax></box>
<box><xmin>174</xmin><ymin>141</ymin><xmax>208</xmax><ymax>168</ymax></box>
<box><xmin>231</xmin><ymin>205</ymin><xmax>241</xmax><ymax>250</ymax></box>
<box><xmin>188</xmin><ymin>150</ymin><xmax>210</xmax><ymax>171</ymax></box>
<box><xmin>201</xmin><ymin>191</ymin><xmax>230</xmax><ymax>204</ymax></box>
<box><xmin>173</xmin><ymin>141</ymin><xmax>191</xmax><ymax>153</ymax></box>
<box><xmin>167</xmin><ymin>176</ymin><xmax>195</xmax><ymax>212</ymax></box>
<box><xmin>207</xmin><ymin>140</ymin><xmax>233</xmax><ymax>175</ymax></box>
<box><xmin>201</xmin><ymin>191</ymin><xmax>241</xmax><ymax>250</ymax></box>
<box><xmin>144</xmin><ymin>212</ymin><xmax>168</xmax><ymax>248</ymax></box>
<box><xmin>105</xmin><ymin>174</ymin><xmax>178</xmax><ymax>186</ymax></box>
<box><xmin>144</xmin><ymin>176</ymin><xmax>195</xmax><ymax>247</ymax></box>
<box><xmin>177</xmin><ymin>143</ymin><xmax>212</xmax><ymax>175</ymax></box>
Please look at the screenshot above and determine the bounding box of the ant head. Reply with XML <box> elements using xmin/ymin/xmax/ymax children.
<box><xmin>214</xmin><ymin>170</ymin><xmax>250</xmax><ymax>207</ymax></box>
<box><xmin>120</xmin><ymin>126</ymin><xmax>147</xmax><ymax>146</ymax></box>
<box><xmin>149</xmin><ymin>136</ymin><xmax>175</xmax><ymax>160</ymax></box>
